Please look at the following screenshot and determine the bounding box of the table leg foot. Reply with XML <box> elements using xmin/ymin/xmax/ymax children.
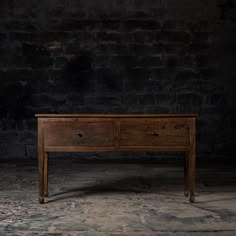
<box><xmin>189</xmin><ymin>194</ymin><xmax>195</xmax><ymax>203</ymax></box>
<box><xmin>184</xmin><ymin>190</ymin><xmax>189</xmax><ymax>197</ymax></box>
<box><xmin>39</xmin><ymin>197</ymin><xmax>44</xmax><ymax>204</ymax></box>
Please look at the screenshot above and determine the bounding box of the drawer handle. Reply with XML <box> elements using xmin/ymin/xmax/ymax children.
<box><xmin>151</xmin><ymin>131</ymin><xmax>159</xmax><ymax>136</ymax></box>
<box><xmin>76</xmin><ymin>131</ymin><xmax>83</xmax><ymax>137</ymax></box>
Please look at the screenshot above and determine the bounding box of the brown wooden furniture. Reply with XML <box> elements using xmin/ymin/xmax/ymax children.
<box><xmin>35</xmin><ymin>114</ymin><xmax>197</xmax><ymax>204</ymax></box>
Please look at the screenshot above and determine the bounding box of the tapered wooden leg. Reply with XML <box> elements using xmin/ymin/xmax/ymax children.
<box><xmin>38</xmin><ymin>148</ymin><xmax>44</xmax><ymax>204</ymax></box>
<box><xmin>38</xmin><ymin>119</ymin><xmax>44</xmax><ymax>204</ymax></box>
<box><xmin>184</xmin><ymin>151</ymin><xmax>189</xmax><ymax>197</ymax></box>
<box><xmin>188</xmin><ymin>148</ymin><xmax>196</xmax><ymax>203</ymax></box>
<box><xmin>44</xmin><ymin>152</ymin><xmax>48</xmax><ymax>197</ymax></box>
<box><xmin>188</xmin><ymin>118</ymin><xmax>196</xmax><ymax>203</ymax></box>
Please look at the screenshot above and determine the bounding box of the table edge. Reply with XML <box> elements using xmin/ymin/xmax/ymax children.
<box><xmin>35</xmin><ymin>113</ymin><xmax>198</xmax><ymax>118</ymax></box>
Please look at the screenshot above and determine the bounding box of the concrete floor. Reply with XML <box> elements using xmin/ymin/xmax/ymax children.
<box><xmin>0</xmin><ymin>157</ymin><xmax>236</xmax><ymax>236</ymax></box>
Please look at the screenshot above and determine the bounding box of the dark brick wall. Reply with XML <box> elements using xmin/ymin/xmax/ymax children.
<box><xmin>0</xmin><ymin>0</ymin><xmax>236</xmax><ymax>160</ymax></box>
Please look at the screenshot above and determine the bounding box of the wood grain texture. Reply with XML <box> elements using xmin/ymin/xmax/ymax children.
<box><xmin>188</xmin><ymin>117</ymin><xmax>196</xmax><ymax>202</ymax></box>
<box><xmin>44</xmin><ymin>121</ymin><xmax>113</xmax><ymax>146</ymax></box>
<box><xmin>44</xmin><ymin>145</ymin><xmax>189</xmax><ymax>152</ymax></box>
<box><xmin>43</xmin><ymin>152</ymin><xmax>48</xmax><ymax>197</ymax></box>
<box><xmin>37</xmin><ymin>119</ymin><xmax>44</xmax><ymax>204</ymax></box>
<box><xmin>120</xmin><ymin>118</ymin><xmax>189</xmax><ymax>146</ymax></box>
<box><xmin>36</xmin><ymin>114</ymin><xmax>197</xmax><ymax>203</ymax></box>
<box><xmin>35</xmin><ymin>114</ymin><xmax>197</xmax><ymax>118</ymax></box>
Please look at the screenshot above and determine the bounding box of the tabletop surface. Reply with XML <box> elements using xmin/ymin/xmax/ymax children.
<box><xmin>35</xmin><ymin>114</ymin><xmax>198</xmax><ymax>118</ymax></box>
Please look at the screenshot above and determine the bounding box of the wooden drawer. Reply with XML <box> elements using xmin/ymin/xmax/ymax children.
<box><xmin>120</xmin><ymin>119</ymin><xmax>189</xmax><ymax>146</ymax></box>
<box><xmin>44</xmin><ymin>121</ymin><xmax>113</xmax><ymax>146</ymax></box>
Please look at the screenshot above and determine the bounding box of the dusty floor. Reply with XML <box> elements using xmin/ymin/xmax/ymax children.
<box><xmin>0</xmin><ymin>157</ymin><xmax>236</xmax><ymax>236</ymax></box>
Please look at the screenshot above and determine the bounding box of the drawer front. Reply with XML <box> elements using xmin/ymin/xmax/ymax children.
<box><xmin>44</xmin><ymin>121</ymin><xmax>113</xmax><ymax>146</ymax></box>
<box><xmin>120</xmin><ymin>119</ymin><xmax>189</xmax><ymax>146</ymax></box>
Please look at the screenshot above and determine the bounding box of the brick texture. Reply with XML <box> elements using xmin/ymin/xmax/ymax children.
<box><xmin>0</xmin><ymin>0</ymin><xmax>236</xmax><ymax>159</ymax></box>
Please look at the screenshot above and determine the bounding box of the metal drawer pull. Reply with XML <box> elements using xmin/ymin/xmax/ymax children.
<box><xmin>151</xmin><ymin>131</ymin><xmax>159</xmax><ymax>136</ymax></box>
<box><xmin>76</xmin><ymin>131</ymin><xmax>83</xmax><ymax>137</ymax></box>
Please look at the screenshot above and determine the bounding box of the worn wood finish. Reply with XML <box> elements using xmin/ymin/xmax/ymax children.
<box><xmin>44</xmin><ymin>121</ymin><xmax>114</xmax><ymax>146</ymax></box>
<box><xmin>35</xmin><ymin>114</ymin><xmax>197</xmax><ymax>118</ymax></box>
<box><xmin>36</xmin><ymin>114</ymin><xmax>197</xmax><ymax>204</ymax></box>
<box><xmin>188</xmin><ymin>118</ymin><xmax>196</xmax><ymax>202</ymax></box>
<box><xmin>120</xmin><ymin>119</ymin><xmax>189</xmax><ymax>146</ymax></box>
<box><xmin>37</xmin><ymin>119</ymin><xmax>44</xmax><ymax>204</ymax></box>
<box><xmin>44</xmin><ymin>152</ymin><xmax>48</xmax><ymax>197</ymax></box>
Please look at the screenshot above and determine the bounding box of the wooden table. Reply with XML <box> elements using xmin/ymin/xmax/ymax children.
<box><xmin>35</xmin><ymin>114</ymin><xmax>197</xmax><ymax>204</ymax></box>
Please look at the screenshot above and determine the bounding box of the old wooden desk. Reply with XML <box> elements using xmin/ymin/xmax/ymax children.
<box><xmin>35</xmin><ymin>114</ymin><xmax>197</xmax><ymax>204</ymax></box>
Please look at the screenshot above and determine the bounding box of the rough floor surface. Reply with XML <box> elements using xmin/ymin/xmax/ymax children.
<box><xmin>0</xmin><ymin>158</ymin><xmax>236</xmax><ymax>236</ymax></box>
